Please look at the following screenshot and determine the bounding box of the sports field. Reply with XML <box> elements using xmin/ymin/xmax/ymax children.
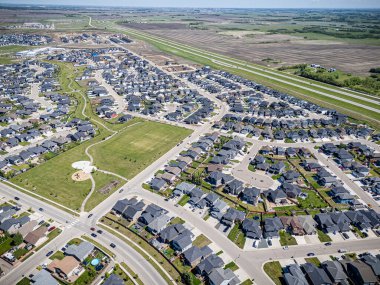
<box><xmin>90</xmin><ymin>121</ymin><xmax>192</xmax><ymax>179</ymax></box>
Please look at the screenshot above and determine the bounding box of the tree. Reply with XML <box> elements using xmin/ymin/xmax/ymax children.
<box><xmin>12</xmin><ymin>233</ymin><xmax>23</xmax><ymax>246</ymax></box>
<box><xmin>182</xmin><ymin>272</ymin><xmax>192</xmax><ymax>285</ymax></box>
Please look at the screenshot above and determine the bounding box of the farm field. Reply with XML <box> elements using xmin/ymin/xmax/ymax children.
<box><xmin>89</xmin><ymin>121</ymin><xmax>192</xmax><ymax>179</ymax></box>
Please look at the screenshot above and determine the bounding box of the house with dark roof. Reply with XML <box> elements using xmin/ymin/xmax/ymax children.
<box><xmin>242</xmin><ymin>218</ymin><xmax>262</xmax><ymax>240</ymax></box>
<box><xmin>347</xmin><ymin>261</ymin><xmax>378</xmax><ymax>285</ymax></box>
<box><xmin>240</xmin><ymin>187</ymin><xmax>260</xmax><ymax>205</ymax></box>
<box><xmin>321</xmin><ymin>260</ymin><xmax>347</xmax><ymax>284</ymax></box>
<box><xmin>195</xmin><ymin>254</ymin><xmax>224</xmax><ymax>276</ymax></box>
<box><xmin>302</xmin><ymin>263</ymin><xmax>332</xmax><ymax>285</ymax></box>
<box><xmin>315</xmin><ymin>213</ymin><xmax>339</xmax><ymax>233</ymax></box>
<box><xmin>264</xmin><ymin>217</ymin><xmax>284</xmax><ymax>238</ymax></box>
<box><xmin>183</xmin><ymin>245</ymin><xmax>212</xmax><ymax>267</ymax></box>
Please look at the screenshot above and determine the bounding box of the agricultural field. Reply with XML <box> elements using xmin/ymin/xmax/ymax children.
<box><xmin>120</xmin><ymin>9</ymin><xmax>380</xmax><ymax>76</ymax></box>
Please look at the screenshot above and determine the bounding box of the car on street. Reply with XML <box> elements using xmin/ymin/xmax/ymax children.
<box><xmin>39</xmin><ymin>208</ymin><xmax>44</xmax><ymax>212</ymax></box>
<box><xmin>307</xmin><ymin>253</ymin><xmax>315</xmax><ymax>257</ymax></box>
<box><xmin>325</xmin><ymin>242</ymin><xmax>332</xmax><ymax>246</ymax></box>
<box><xmin>90</xmin><ymin>227</ymin><xmax>95</xmax><ymax>231</ymax></box>
<box><xmin>119</xmin><ymin>189</ymin><xmax>124</xmax><ymax>193</ymax></box>
<box><xmin>88</xmin><ymin>214</ymin><xmax>93</xmax><ymax>218</ymax></box>
<box><xmin>14</xmin><ymin>197</ymin><xmax>20</xmax><ymax>201</ymax></box>
<box><xmin>91</xmin><ymin>233</ymin><xmax>97</xmax><ymax>238</ymax></box>
<box><xmin>46</xmin><ymin>251</ymin><xmax>53</xmax><ymax>257</ymax></box>
<box><xmin>283</xmin><ymin>246</ymin><xmax>289</xmax><ymax>250</ymax></box>
<box><xmin>110</xmin><ymin>243</ymin><xmax>116</xmax><ymax>248</ymax></box>
<box><xmin>338</xmin><ymin>249</ymin><xmax>347</xmax><ymax>253</ymax></box>
<box><xmin>97</xmin><ymin>230</ymin><xmax>103</xmax><ymax>234</ymax></box>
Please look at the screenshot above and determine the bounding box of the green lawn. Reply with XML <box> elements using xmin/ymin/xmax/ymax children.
<box><xmin>16</xmin><ymin>277</ymin><xmax>30</xmax><ymax>285</ymax></box>
<box><xmin>279</xmin><ymin>230</ymin><xmax>297</xmax><ymax>246</ymax></box>
<box><xmin>263</xmin><ymin>261</ymin><xmax>283</xmax><ymax>285</ymax></box>
<box><xmin>224</xmin><ymin>261</ymin><xmax>239</xmax><ymax>271</ymax></box>
<box><xmin>177</xmin><ymin>195</ymin><xmax>190</xmax><ymax>206</ymax></box>
<box><xmin>192</xmin><ymin>234</ymin><xmax>211</xmax><ymax>247</ymax></box>
<box><xmin>305</xmin><ymin>257</ymin><xmax>321</xmax><ymax>267</ymax></box>
<box><xmin>227</xmin><ymin>223</ymin><xmax>246</xmax><ymax>249</ymax></box>
<box><xmin>90</xmin><ymin>121</ymin><xmax>192</xmax><ymax>179</ymax></box>
<box><xmin>317</xmin><ymin>229</ymin><xmax>332</xmax><ymax>242</ymax></box>
<box><xmin>298</xmin><ymin>190</ymin><xmax>328</xmax><ymax>209</ymax></box>
<box><xmin>49</xmin><ymin>250</ymin><xmax>65</xmax><ymax>260</ymax></box>
<box><xmin>0</xmin><ymin>237</ymin><xmax>13</xmax><ymax>255</ymax></box>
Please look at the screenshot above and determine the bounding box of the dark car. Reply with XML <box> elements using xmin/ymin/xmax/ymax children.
<box><xmin>14</xmin><ymin>197</ymin><xmax>20</xmax><ymax>201</ymax></box>
<box><xmin>88</xmin><ymin>214</ymin><xmax>93</xmax><ymax>218</ymax></box>
<box><xmin>307</xmin><ymin>253</ymin><xmax>315</xmax><ymax>257</ymax></box>
<box><xmin>90</xmin><ymin>227</ymin><xmax>95</xmax><ymax>231</ymax></box>
<box><xmin>325</xmin><ymin>242</ymin><xmax>332</xmax><ymax>246</ymax></box>
<box><xmin>342</xmin><ymin>232</ymin><xmax>350</xmax><ymax>239</ymax></box>
<box><xmin>46</xmin><ymin>250</ymin><xmax>53</xmax><ymax>257</ymax></box>
<box><xmin>39</xmin><ymin>208</ymin><xmax>44</xmax><ymax>212</ymax></box>
<box><xmin>110</xmin><ymin>243</ymin><xmax>116</xmax><ymax>248</ymax></box>
<box><xmin>91</xmin><ymin>233</ymin><xmax>97</xmax><ymax>238</ymax></box>
<box><xmin>97</xmin><ymin>230</ymin><xmax>103</xmax><ymax>234</ymax></box>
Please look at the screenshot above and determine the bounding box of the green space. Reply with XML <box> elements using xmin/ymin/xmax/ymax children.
<box><xmin>90</xmin><ymin>121</ymin><xmax>192</xmax><ymax>179</ymax></box>
<box><xmin>305</xmin><ymin>257</ymin><xmax>321</xmax><ymax>267</ymax></box>
<box><xmin>224</xmin><ymin>261</ymin><xmax>239</xmax><ymax>271</ymax></box>
<box><xmin>109</xmin><ymin>264</ymin><xmax>134</xmax><ymax>285</ymax></box>
<box><xmin>263</xmin><ymin>261</ymin><xmax>283</xmax><ymax>285</ymax></box>
<box><xmin>177</xmin><ymin>195</ymin><xmax>190</xmax><ymax>206</ymax></box>
<box><xmin>317</xmin><ymin>229</ymin><xmax>332</xmax><ymax>242</ymax></box>
<box><xmin>240</xmin><ymin>279</ymin><xmax>254</xmax><ymax>285</ymax></box>
<box><xmin>279</xmin><ymin>230</ymin><xmax>297</xmax><ymax>246</ymax></box>
<box><xmin>49</xmin><ymin>250</ymin><xmax>65</xmax><ymax>260</ymax></box>
<box><xmin>227</xmin><ymin>223</ymin><xmax>246</xmax><ymax>249</ymax></box>
<box><xmin>121</xmin><ymin>262</ymin><xmax>144</xmax><ymax>285</ymax></box>
<box><xmin>192</xmin><ymin>234</ymin><xmax>211</xmax><ymax>247</ymax></box>
<box><xmin>16</xmin><ymin>277</ymin><xmax>30</xmax><ymax>285</ymax></box>
<box><xmin>279</xmin><ymin>64</ymin><xmax>380</xmax><ymax>96</ymax></box>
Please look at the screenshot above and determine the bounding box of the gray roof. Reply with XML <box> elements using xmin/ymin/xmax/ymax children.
<box><xmin>103</xmin><ymin>274</ymin><xmax>124</xmax><ymax>285</ymax></box>
<box><xmin>65</xmin><ymin>241</ymin><xmax>94</xmax><ymax>261</ymax></box>
<box><xmin>31</xmin><ymin>269</ymin><xmax>59</xmax><ymax>285</ymax></box>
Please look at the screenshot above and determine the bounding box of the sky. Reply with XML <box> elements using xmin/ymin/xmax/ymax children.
<box><xmin>1</xmin><ymin>0</ymin><xmax>380</xmax><ymax>9</ymax></box>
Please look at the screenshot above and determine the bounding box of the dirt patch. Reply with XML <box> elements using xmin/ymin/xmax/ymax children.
<box><xmin>72</xmin><ymin>171</ymin><xmax>90</xmax><ymax>181</ymax></box>
<box><xmin>98</xmin><ymin>180</ymin><xmax>120</xmax><ymax>194</ymax></box>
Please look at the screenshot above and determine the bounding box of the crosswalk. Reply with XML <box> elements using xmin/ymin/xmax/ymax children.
<box><xmin>66</xmin><ymin>218</ymin><xmax>80</xmax><ymax>229</ymax></box>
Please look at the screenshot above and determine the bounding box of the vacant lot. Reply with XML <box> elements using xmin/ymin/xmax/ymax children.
<box><xmin>90</xmin><ymin>121</ymin><xmax>192</xmax><ymax>179</ymax></box>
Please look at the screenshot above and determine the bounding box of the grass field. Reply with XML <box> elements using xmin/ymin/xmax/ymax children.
<box><xmin>90</xmin><ymin>121</ymin><xmax>192</xmax><ymax>179</ymax></box>
<box><xmin>279</xmin><ymin>230</ymin><xmax>298</xmax><ymax>246</ymax></box>
<box><xmin>263</xmin><ymin>261</ymin><xmax>283</xmax><ymax>285</ymax></box>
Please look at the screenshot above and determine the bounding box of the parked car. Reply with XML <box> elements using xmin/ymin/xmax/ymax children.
<box><xmin>39</xmin><ymin>208</ymin><xmax>44</xmax><ymax>212</ymax></box>
<box><xmin>97</xmin><ymin>230</ymin><xmax>103</xmax><ymax>234</ymax></box>
<box><xmin>110</xmin><ymin>243</ymin><xmax>116</xmax><ymax>248</ymax></box>
<box><xmin>48</xmin><ymin>226</ymin><xmax>56</xmax><ymax>232</ymax></box>
<box><xmin>46</xmin><ymin>251</ymin><xmax>53</xmax><ymax>257</ymax></box>
<box><xmin>90</xmin><ymin>227</ymin><xmax>95</xmax><ymax>231</ymax></box>
<box><xmin>338</xmin><ymin>249</ymin><xmax>347</xmax><ymax>253</ymax></box>
<box><xmin>91</xmin><ymin>233</ymin><xmax>97</xmax><ymax>238</ymax></box>
<box><xmin>88</xmin><ymin>214</ymin><xmax>93</xmax><ymax>218</ymax></box>
<box><xmin>325</xmin><ymin>242</ymin><xmax>332</xmax><ymax>246</ymax></box>
<box><xmin>14</xmin><ymin>197</ymin><xmax>20</xmax><ymax>201</ymax></box>
<box><xmin>307</xmin><ymin>253</ymin><xmax>315</xmax><ymax>257</ymax></box>
<box><xmin>342</xmin><ymin>232</ymin><xmax>349</xmax><ymax>239</ymax></box>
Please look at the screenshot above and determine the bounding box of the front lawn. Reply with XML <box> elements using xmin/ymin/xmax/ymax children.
<box><xmin>177</xmin><ymin>195</ymin><xmax>190</xmax><ymax>206</ymax></box>
<box><xmin>305</xmin><ymin>257</ymin><xmax>321</xmax><ymax>267</ymax></box>
<box><xmin>227</xmin><ymin>223</ymin><xmax>246</xmax><ymax>249</ymax></box>
<box><xmin>317</xmin><ymin>229</ymin><xmax>332</xmax><ymax>242</ymax></box>
<box><xmin>224</xmin><ymin>261</ymin><xmax>239</xmax><ymax>271</ymax></box>
<box><xmin>279</xmin><ymin>230</ymin><xmax>297</xmax><ymax>246</ymax></box>
<box><xmin>192</xmin><ymin>234</ymin><xmax>211</xmax><ymax>247</ymax></box>
<box><xmin>263</xmin><ymin>261</ymin><xmax>283</xmax><ymax>285</ymax></box>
